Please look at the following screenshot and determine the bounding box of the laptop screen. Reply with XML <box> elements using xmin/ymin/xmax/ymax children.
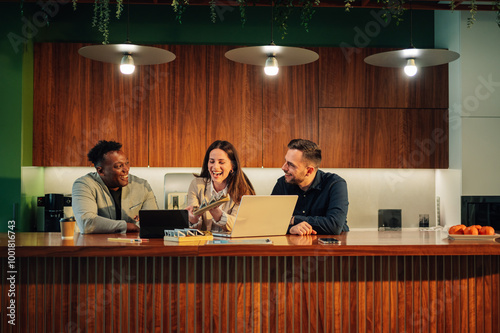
<box><xmin>213</xmin><ymin>195</ymin><xmax>298</xmax><ymax>238</ymax></box>
<box><xmin>139</xmin><ymin>210</ymin><xmax>189</xmax><ymax>238</ymax></box>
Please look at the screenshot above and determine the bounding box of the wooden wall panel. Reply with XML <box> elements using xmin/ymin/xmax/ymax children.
<box><xmin>403</xmin><ymin>109</ymin><xmax>449</xmax><ymax>168</ymax></box>
<box><xmin>206</xmin><ymin>45</ymin><xmax>264</xmax><ymax>167</ymax></box>
<box><xmin>33</xmin><ymin>43</ymin><xmax>150</xmax><ymax>167</ymax></box>
<box><xmin>319</xmin><ymin>108</ymin><xmax>403</xmax><ymax>168</ymax></box>
<box><xmin>319</xmin><ymin>48</ymin><xmax>412</xmax><ymax>109</ymax></box>
<box><xmin>148</xmin><ymin>45</ymin><xmax>207</xmax><ymax>167</ymax></box>
<box><xmin>319</xmin><ymin>48</ymin><xmax>449</xmax><ymax>109</ymax></box>
<box><xmin>263</xmin><ymin>51</ymin><xmax>319</xmax><ymax>167</ymax></box>
<box><xmin>33</xmin><ymin>43</ymin><xmax>449</xmax><ymax>168</ymax></box>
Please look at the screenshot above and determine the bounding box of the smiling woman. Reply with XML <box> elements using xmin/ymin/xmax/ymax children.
<box><xmin>185</xmin><ymin>140</ymin><xmax>256</xmax><ymax>232</ymax></box>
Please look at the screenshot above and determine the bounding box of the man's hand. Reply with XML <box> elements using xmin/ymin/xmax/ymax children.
<box><xmin>289</xmin><ymin>221</ymin><xmax>317</xmax><ymax>236</ymax></box>
<box><xmin>126</xmin><ymin>222</ymin><xmax>140</xmax><ymax>233</ymax></box>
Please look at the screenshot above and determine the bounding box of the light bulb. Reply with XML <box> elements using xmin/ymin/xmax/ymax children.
<box><xmin>120</xmin><ymin>54</ymin><xmax>135</xmax><ymax>75</ymax></box>
<box><xmin>404</xmin><ymin>58</ymin><xmax>417</xmax><ymax>77</ymax></box>
<box><xmin>264</xmin><ymin>56</ymin><xmax>279</xmax><ymax>76</ymax></box>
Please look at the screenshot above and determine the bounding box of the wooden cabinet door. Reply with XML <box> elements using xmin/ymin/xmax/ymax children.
<box><xmin>148</xmin><ymin>45</ymin><xmax>207</xmax><ymax>167</ymax></box>
<box><xmin>319</xmin><ymin>108</ymin><xmax>448</xmax><ymax>168</ymax></box>
<box><xmin>33</xmin><ymin>43</ymin><xmax>149</xmax><ymax>166</ymax></box>
<box><xmin>206</xmin><ymin>45</ymin><xmax>263</xmax><ymax>167</ymax></box>
<box><xmin>319</xmin><ymin>108</ymin><xmax>404</xmax><ymax>168</ymax></box>
<box><xmin>263</xmin><ymin>51</ymin><xmax>319</xmax><ymax>168</ymax></box>
<box><xmin>319</xmin><ymin>48</ymin><xmax>448</xmax><ymax>109</ymax></box>
<box><xmin>403</xmin><ymin>109</ymin><xmax>448</xmax><ymax>168</ymax></box>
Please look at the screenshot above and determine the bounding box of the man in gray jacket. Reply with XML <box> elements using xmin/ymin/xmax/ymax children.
<box><xmin>72</xmin><ymin>140</ymin><xmax>158</xmax><ymax>234</ymax></box>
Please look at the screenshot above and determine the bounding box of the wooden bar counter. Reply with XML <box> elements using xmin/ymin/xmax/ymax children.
<box><xmin>1</xmin><ymin>230</ymin><xmax>499</xmax><ymax>332</ymax></box>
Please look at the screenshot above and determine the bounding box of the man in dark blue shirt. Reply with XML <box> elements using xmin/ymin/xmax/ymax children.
<box><xmin>271</xmin><ymin>139</ymin><xmax>349</xmax><ymax>235</ymax></box>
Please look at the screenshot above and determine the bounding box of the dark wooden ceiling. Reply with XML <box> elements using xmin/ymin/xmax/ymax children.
<box><xmin>5</xmin><ymin>0</ymin><xmax>499</xmax><ymax>12</ymax></box>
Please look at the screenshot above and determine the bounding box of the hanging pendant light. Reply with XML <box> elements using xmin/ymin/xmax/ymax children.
<box><xmin>364</xmin><ymin>1</ymin><xmax>459</xmax><ymax>76</ymax></box>
<box><xmin>225</xmin><ymin>1</ymin><xmax>318</xmax><ymax>75</ymax></box>
<box><xmin>78</xmin><ymin>0</ymin><xmax>175</xmax><ymax>74</ymax></box>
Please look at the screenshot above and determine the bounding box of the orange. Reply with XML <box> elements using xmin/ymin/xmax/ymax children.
<box><xmin>472</xmin><ymin>225</ymin><xmax>482</xmax><ymax>230</ymax></box>
<box><xmin>479</xmin><ymin>226</ymin><xmax>495</xmax><ymax>235</ymax></box>
<box><xmin>464</xmin><ymin>226</ymin><xmax>479</xmax><ymax>235</ymax></box>
<box><xmin>449</xmin><ymin>225</ymin><xmax>466</xmax><ymax>235</ymax></box>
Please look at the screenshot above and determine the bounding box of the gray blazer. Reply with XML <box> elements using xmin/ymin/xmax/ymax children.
<box><xmin>72</xmin><ymin>172</ymin><xmax>158</xmax><ymax>234</ymax></box>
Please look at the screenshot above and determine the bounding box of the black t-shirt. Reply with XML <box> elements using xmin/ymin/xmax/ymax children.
<box><xmin>109</xmin><ymin>188</ymin><xmax>122</xmax><ymax>220</ymax></box>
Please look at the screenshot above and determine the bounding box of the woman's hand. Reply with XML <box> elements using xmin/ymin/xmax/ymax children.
<box><xmin>186</xmin><ymin>206</ymin><xmax>200</xmax><ymax>224</ymax></box>
<box><xmin>209</xmin><ymin>207</ymin><xmax>223</xmax><ymax>222</ymax></box>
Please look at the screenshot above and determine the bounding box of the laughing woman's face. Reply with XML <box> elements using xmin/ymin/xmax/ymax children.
<box><xmin>208</xmin><ymin>148</ymin><xmax>233</xmax><ymax>190</ymax></box>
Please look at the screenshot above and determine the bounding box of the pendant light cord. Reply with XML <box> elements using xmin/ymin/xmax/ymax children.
<box><xmin>270</xmin><ymin>1</ymin><xmax>275</xmax><ymax>45</ymax></box>
<box><xmin>409</xmin><ymin>0</ymin><xmax>414</xmax><ymax>48</ymax></box>
<box><xmin>126</xmin><ymin>0</ymin><xmax>130</xmax><ymax>43</ymax></box>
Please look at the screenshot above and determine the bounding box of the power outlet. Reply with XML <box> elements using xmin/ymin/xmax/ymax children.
<box><xmin>167</xmin><ymin>192</ymin><xmax>188</xmax><ymax>210</ymax></box>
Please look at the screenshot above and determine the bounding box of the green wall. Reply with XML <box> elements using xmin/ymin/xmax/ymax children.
<box><xmin>0</xmin><ymin>2</ymin><xmax>435</xmax><ymax>232</ymax></box>
<box><xmin>0</xmin><ymin>3</ymin><xmax>23</xmax><ymax>232</ymax></box>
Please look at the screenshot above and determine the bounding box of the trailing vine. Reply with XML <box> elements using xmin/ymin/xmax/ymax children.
<box><xmin>237</xmin><ymin>0</ymin><xmax>247</xmax><ymax>26</ymax></box>
<box><xmin>209</xmin><ymin>0</ymin><xmax>217</xmax><ymax>23</ymax></box>
<box><xmin>274</xmin><ymin>0</ymin><xmax>294</xmax><ymax>39</ymax></box>
<box><xmin>496</xmin><ymin>0</ymin><xmax>500</xmax><ymax>28</ymax></box>
<box><xmin>344</xmin><ymin>0</ymin><xmax>355</xmax><ymax>12</ymax></box>
<box><xmin>91</xmin><ymin>0</ymin><xmax>110</xmax><ymax>44</ymax></box>
<box><xmin>467</xmin><ymin>0</ymin><xmax>478</xmax><ymax>27</ymax></box>
<box><xmin>300</xmin><ymin>0</ymin><xmax>320</xmax><ymax>32</ymax></box>
<box><xmin>64</xmin><ymin>0</ymin><xmax>500</xmax><ymax>44</ymax></box>
<box><xmin>172</xmin><ymin>0</ymin><xmax>190</xmax><ymax>24</ymax></box>
<box><xmin>116</xmin><ymin>0</ymin><xmax>124</xmax><ymax>19</ymax></box>
<box><xmin>376</xmin><ymin>0</ymin><xmax>406</xmax><ymax>25</ymax></box>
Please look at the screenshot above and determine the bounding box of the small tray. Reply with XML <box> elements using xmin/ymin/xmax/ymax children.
<box><xmin>448</xmin><ymin>234</ymin><xmax>499</xmax><ymax>241</ymax></box>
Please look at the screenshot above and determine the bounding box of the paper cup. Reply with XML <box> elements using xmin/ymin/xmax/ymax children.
<box><xmin>60</xmin><ymin>216</ymin><xmax>76</xmax><ymax>239</ymax></box>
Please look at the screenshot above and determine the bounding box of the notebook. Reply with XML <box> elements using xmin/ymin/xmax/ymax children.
<box><xmin>212</xmin><ymin>195</ymin><xmax>298</xmax><ymax>238</ymax></box>
<box><xmin>139</xmin><ymin>210</ymin><xmax>189</xmax><ymax>238</ymax></box>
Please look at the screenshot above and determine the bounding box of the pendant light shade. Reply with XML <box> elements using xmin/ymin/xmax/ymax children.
<box><xmin>79</xmin><ymin>43</ymin><xmax>176</xmax><ymax>66</ymax></box>
<box><xmin>364</xmin><ymin>1</ymin><xmax>459</xmax><ymax>76</ymax></box>
<box><xmin>364</xmin><ymin>48</ymin><xmax>460</xmax><ymax>68</ymax></box>
<box><xmin>225</xmin><ymin>44</ymin><xmax>318</xmax><ymax>68</ymax></box>
<box><xmin>224</xmin><ymin>2</ymin><xmax>318</xmax><ymax>75</ymax></box>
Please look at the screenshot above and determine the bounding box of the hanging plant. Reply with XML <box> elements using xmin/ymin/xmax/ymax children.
<box><xmin>116</xmin><ymin>0</ymin><xmax>124</xmax><ymax>19</ymax></box>
<box><xmin>172</xmin><ymin>0</ymin><xmax>190</xmax><ymax>24</ymax></box>
<box><xmin>496</xmin><ymin>0</ymin><xmax>500</xmax><ymax>28</ymax></box>
<box><xmin>209</xmin><ymin>0</ymin><xmax>217</xmax><ymax>23</ymax></box>
<box><xmin>344</xmin><ymin>0</ymin><xmax>355</xmax><ymax>12</ymax></box>
<box><xmin>237</xmin><ymin>0</ymin><xmax>248</xmax><ymax>26</ymax></box>
<box><xmin>91</xmin><ymin>0</ymin><xmax>111</xmax><ymax>44</ymax></box>
<box><xmin>300</xmin><ymin>0</ymin><xmax>320</xmax><ymax>32</ymax></box>
<box><xmin>467</xmin><ymin>0</ymin><xmax>478</xmax><ymax>27</ymax></box>
<box><xmin>376</xmin><ymin>0</ymin><xmax>406</xmax><ymax>25</ymax></box>
<box><xmin>274</xmin><ymin>0</ymin><xmax>294</xmax><ymax>39</ymax></box>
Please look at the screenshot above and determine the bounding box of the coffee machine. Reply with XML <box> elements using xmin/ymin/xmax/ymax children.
<box><xmin>37</xmin><ymin>194</ymin><xmax>72</xmax><ymax>232</ymax></box>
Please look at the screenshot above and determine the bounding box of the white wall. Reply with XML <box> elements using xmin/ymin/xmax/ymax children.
<box><xmin>434</xmin><ymin>10</ymin><xmax>462</xmax><ymax>226</ymax></box>
<box><xmin>41</xmin><ymin>166</ymin><xmax>437</xmax><ymax>229</ymax></box>
<box><xmin>435</xmin><ymin>11</ymin><xmax>500</xmax><ymax>225</ymax></box>
<box><xmin>459</xmin><ymin>12</ymin><xmax>500</xmax><ymax>195</ymax></box>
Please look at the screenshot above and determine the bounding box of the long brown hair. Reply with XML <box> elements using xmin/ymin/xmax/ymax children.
<box><xmin>196</xmin><ymin>140</ymin><xmax>255</xmax><ymax>204</ymax></box>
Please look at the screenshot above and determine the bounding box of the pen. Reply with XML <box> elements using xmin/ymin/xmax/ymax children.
<box><xmin>107</xmin><ymin>238</ymin><xmax>145</xmax><ymax>243</ymax></box>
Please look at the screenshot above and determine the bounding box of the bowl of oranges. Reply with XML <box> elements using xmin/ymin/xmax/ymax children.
<box><xmin>448</xmin><ymin>224</ymin><xmax>498</xmax><ymax>240</ymax></box>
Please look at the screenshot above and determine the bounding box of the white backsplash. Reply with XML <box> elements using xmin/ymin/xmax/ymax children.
<box><xmin>39</xmin><ymin>167</ymin><xmax>437</xmax><ymax>229</ymax></box>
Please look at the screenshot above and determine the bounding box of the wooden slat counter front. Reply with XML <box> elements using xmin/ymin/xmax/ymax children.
<box><xmin>1</xmin><ymin>230</ymin><xmax>499</xmax><ymax>332</ymax></box>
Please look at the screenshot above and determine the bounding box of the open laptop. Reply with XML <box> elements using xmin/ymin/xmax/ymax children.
<box><xmin>212</xmin><ymin>195</ymin><xmax>298</xmax><ymax>238</ymax></box>
<box><xmin>139</xmin><ymin>210</ymin><xmax>189</xmax><ymax>238</ymax></box>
